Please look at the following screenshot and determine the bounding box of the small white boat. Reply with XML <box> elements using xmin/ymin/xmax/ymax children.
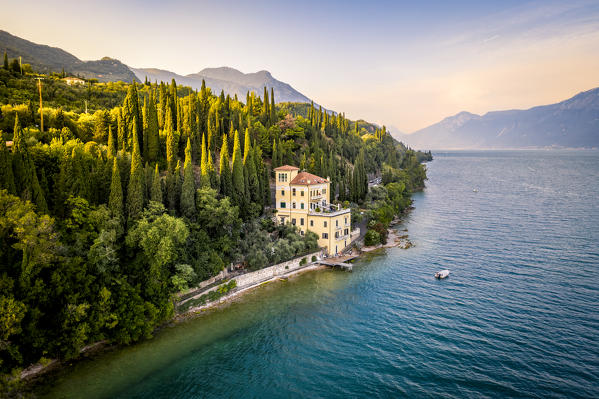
<box><xmin>434</xmin><ymin>269</ymin><xmax>450</xmax><ymax>279</ymax></box>
<box><xmin>473</xmin><ymin>188</ymin><xmax>479</xmax><ymax>193</ymax></box>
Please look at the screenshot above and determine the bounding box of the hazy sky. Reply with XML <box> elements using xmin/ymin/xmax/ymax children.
<box><xmin>2</xmin><ymin>0</ymin><xmax>599</xmax><ymax>132</ymax></box>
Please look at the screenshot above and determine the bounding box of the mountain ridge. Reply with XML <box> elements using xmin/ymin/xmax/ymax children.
<box><xmin>396</xmin><ymin>87</ymin><xmax>599</xmax><ymax>149</ymax></box>
<box><xmin>0</xmin><ymin>30</ymin><xmax>313</xmax><ymax>104</ymax></box>
<box><xmin>0</xmin><ymin>30</ymin><xmax>139</xmax><ymax>83</ymax></box>
<box><xmin>133</xmin><ymin>66</ymin><xmax>312</xmax><ymax>103</ymax></box>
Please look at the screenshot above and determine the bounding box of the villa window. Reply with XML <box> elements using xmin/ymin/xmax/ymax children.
<box><xmin>335</xmin><ymin>232</ymin><xmax>339</xmax><ymax>238</ymax></box>
<box><xmin>344</xmin><ymin>228</ymin><xmax>349</xmax><ymax>235</ymax></box>
<box><xmin>292</xmin><ymin>218</ymin><xmax>296</xmax><ymax>225</ymax></box>
<box><xmin>300</xmin><ymin>231</ymin><xmax>304</xmax><ymax>236</ymax></box>
<box><xmin>292</xmin><ymin>188</ymin><xmax>296</xmax><ymax>196</ymax></box>
<box><xmin>292</xmin><ymin>202</ymin><xmax>296</xmax><ymax>209</ymax></box>
<box><xmin>322</xmin><ymin>233</ymin><xmax>328</xmax><ymax>239</ymax></box>
<box><xmin>324</xmin><ymin>221</ymin><xmax>327</xmax><ymax>227</ymax></box>
<box><xmin>345</xmin><ymin>217</ymin><xmax>348</xmax><ymax>225</ymax></box>
<box><xmin>336</xmin><ymin>220</ymin><xmax>339</xmax><ymax>227</ymax></box>
<box><xmin>323</xmin><ymin>188</ymin><xmax>326</xmax><ymax>194</ymax></box>
<box><xmin>280</xmin><ymin>217</ymin><xmax>285</xmax><ymax>224</ymax></box>
<box><xmin>278</xmin><ymin>173</ymin><xmax>287</xmax><ymax>182</ymax></box>
<box><xmin>281</xmin><ymin>190</ymin><xmax>285</xmax><ymax>196</ymax></box>
<box><xmin>301</xmin><ymin>191</ymin><xmax>304</xmax><ymax>196</ymax></box>
<box><xmin>301</xmin><ymin>203</ymin><xmax>304</xmax><ymax>209</ymax></box>
<box><xmin>310</xmin><ymin>220</ymin><xmax>314</xmax><ymax>227</ymax></box>
<box><xmin>280</xmin><ymin>202</ymin><xmax>286</xmax><ymax>208</ymax></box>
<box><xmin>300</xmin><ymin>218</ymin><xmax>304</xmax><ymax>226</ymax></box>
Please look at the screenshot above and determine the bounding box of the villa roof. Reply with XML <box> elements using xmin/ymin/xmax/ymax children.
<box><xmin>274</xmin><ymin>165</ymin><xmax>300</xmax><ymax>171</ymax></box>
<box><xmin>290</xmin><ymin>171</ymin><xmax>329</xmax><ymax>185</ymax></box>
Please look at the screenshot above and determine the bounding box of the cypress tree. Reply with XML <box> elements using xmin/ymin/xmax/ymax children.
<box><xmin>12</xmin><ymin>115</ymin><xmax>47</xmax><ymax>212</ymax></box>
<box><xmin>146</xmin><ymin>92</ymin><xmax>160</xmax><ymax>162</ymax></box>
<box><xmin>174</xmin><ymin>160</ymin><xmax>182</xmax><ymax>205</ymax></box>
<box><xmin>0</xmin><ymin>130</ymin><xmax>16</xmax><ymax>194</ymax></box>
<box><xmin>219</xmin><ymin>133</ymin><xmax>232</xmax><ymax>198</ymax></box>
<box><xmin>170</xmin><ymin>79</ymin><xmax>178</xmax><ymax>129</ymax></box>
<box><xmin>270</xmin><ymin>87</ymin><xmax>276</xmax><ymax>123</ymax></box>
<box><xmin>122</xmin><ymin>82</ymin><xmax>142</xmax><ymax>151</ymax></box>
<box><xmin>150</xmin><ymin>164</ymin><xmax>162</xmax><ymax>204</ymax></box>
<box><xmin>272</xmin><ymin>139</ymin><xmax>278</xmax><ymax>169</ymax></box>
<box><xmin>243</xmin><ymin>128</ymin><xmax>251</xmax><ymax>164</ymax></box>
<box><xmin>126</xmin><ymin>121</ymin><xmax>144</xmax><ymax>223</ymax></box>
<box><xmin>107</xmin><ymin>126</ymin><xmax>117</xmax><ymax>158</ymax></box>
<box><xmin>200</xmin><ymin>134</ymin><xmax>210</xmax><ymax>188</ymax></box>
<box><xmin>165</xmin><ymin>105</ymin><xmax>177</xmax><ymax>171</ymax></box>
<box><xmin>261</xmin><ymin>87</ymin><xmax>268</xmax><ymax>122</ymax></box>
<box><xmin>245</xmin><ymin>146</ymin><xmax>260</xmax><ymax>206</ymax></box>
<box><xmin>231</xmin><ymin>130</ymin><xmax>245</xmax><ymax>208</ymax></box>
<box><xmin>3</xmin><ymin>52</ymin><xmax>8</xmax><ymax>70</ymax></box>
<box><xmin>142</xmin><ymin>96</ymin><xmax>149</xmax><ymax>160</ymax></box>
<box><xmin>117</xmin><ymin>107</ymin><xmax>126</xmax><ymax>151</ymax></box>
<box><xmin>108</xmin><ymin>157</ymin><xmax>124</xmax><ymax>221</ymax></box>
<box><xmin>207</xmin><ymin>148</ymin><xmax>218</xmax><ymax>189</ymax></box>
<box><xmin>180</xmin><ymin>138</ymin><xmax>196</xmax><ymax>218</ymax></box>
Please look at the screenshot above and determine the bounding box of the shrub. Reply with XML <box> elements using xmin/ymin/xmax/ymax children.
<box><xmin>300</xmin><ymin>257</ymin><xmax>307</xmax><ymax>266</ymax></box>
<box><xmin>311</xmin><ymin>255</ymin><xmax>317</xmax><ymax>262</ymax></box>
<box><xmin>364</xmin><ymin>229</ymin><xmax>381</xmax><ymax>246</ymax></box>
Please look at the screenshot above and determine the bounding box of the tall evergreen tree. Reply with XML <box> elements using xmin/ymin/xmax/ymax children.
<box><xmin>243</xmin><ymin>128</ymin><xmax>251</xmax><ymax>164</ymax></box>
<box><xmin>3</xmin><ymin>52</ymin><xmax>8</xmax><ymax>70</ymax></box>
<box><xmin>0</xmin><ymin>130</ymin><xmax>16</xmax><ymax>194</ymax></box>
<box><xmin>11</xmin><ymin>115</ymin><xmax>47</xmax><ymax>212</ymax></box>
<box><xmin>170</xmin><ymin>79</ymin><xmax>178</xmax><ymax>129</ymax></box>
<box><xmin>150</xmin><ymin>164</ymin><xmax>162</xmax><ymax>204</ymax></box>
<box><xmin>180</xmin><ymin>138</ymin><xmax>196</xmax><ymax>218</ymax></box>
<box><xmin>126</xmin><ymin>121</ymin><xmax>144</xmax><ymax>223</ymax></box>
<box><xmin>219</xmin><ymin>133</ymin><xmax>232</xmax><ymax>198</ymax></box>
<box><xmin>108</xmin><ymin>157</ymin><xmax>124</xmax><ymax>221</ymax></box>
<box><xmin>272</xmin><ymin>139</ymin><xmax>278</xmax><ymax>169</ymax></box>
<box><xmin>117</xmin><ymin>107</ymin><xmax>126</xmax><ymax>151</ymax></box>
<box><xmin>231</xmin><ymin>130</ymin><xmax>245</xmax><ymax>208</ymax></box>
<box><xmin>245</xmin><ymin>146</ymin><xmax>260</xmax><ymax>206</ymax></box>
<box><xmin>107</xmin><ymin>126</ymin><xmax>117</xmax><ymax>158</ymax></box>
<box><xmin>270</xmin><ymin>87</ymin><xmax>276</xmax><ymax>123</ymax></box>
<box><xmin>165</xmin><ymin>105</ymin><xmax>177</xmax><ymax>171</ymax></box>
<box><xmin>142</xmin><ymin>96</ymin><xmax>149</xmax><ymax>160</ymax></box>
<box><xmin>122</xmin><ymin>82</ymin><xmax>142</xmax><ymax>151</ymax></box>
<box><xmin>200</xmin><ymin>134</ymin><xmax>210</xmax><ymax>188</ymax></box>
<box><xmin>146</xmin><ymin>92</ymin><xmax>160</xmax><ymax>162</ymax></box>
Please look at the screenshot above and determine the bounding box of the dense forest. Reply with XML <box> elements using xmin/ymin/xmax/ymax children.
<box><xmin>0</xmin><ymin>54</ymin><xmax>429</xmax><ymax>390</ymax></box>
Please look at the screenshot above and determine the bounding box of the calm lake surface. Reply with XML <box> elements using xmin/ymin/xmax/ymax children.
<box><xmin>40</xmin><ymin>150</ymin><xmax>599</xmax><ymax>398</ymax></box>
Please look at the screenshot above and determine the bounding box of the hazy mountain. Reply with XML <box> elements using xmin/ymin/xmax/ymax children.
<box><xmin>0</xmin><ymin>30</ymin><xmax>139</xmax><ymax>83</ymax></box>
<box><xmin>132</xmin><ymin>66</ymin><xmax>312</xmax><ymax>103</ymax></box>
<box><xmin>398</xmin><ymin>88</ymin><xmax>599</xmax><ymax>150</ymax></box>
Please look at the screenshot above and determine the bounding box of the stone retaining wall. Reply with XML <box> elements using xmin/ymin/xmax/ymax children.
<box><xmin>233</xmin><ymin>250</ymin><xmax>323</xmax><ymax>289</ymax></box>
<box><xmin>179</xmin><ymin>250</ymin><xmax>323</xmax><ymax>306</ymax></box>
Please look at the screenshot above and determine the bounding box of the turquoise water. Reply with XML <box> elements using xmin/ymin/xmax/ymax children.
<box><xmin>41</xmin><ymin>151</ymin><xmax>599</xmax><ymax>398</ymax></box>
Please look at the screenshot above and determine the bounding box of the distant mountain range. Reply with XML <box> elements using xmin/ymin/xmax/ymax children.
<box><xmin>0</xmin><ymin>30</ymin><xmax>312</xmax><ymax>103</ymax></box>
<box><xmin>395</xmin><ymin>88</ymin><xmax>599</xmax><ymax>149</ymax></box>
<box><xmin>131</xmin><ymin>67</ymin><xmax>311</xmax><ymax>103</ymax></box>
<box><xmin>0</xmin><ymin>30</ymin><xmax>138</xmax><ymax>83</ymax></box>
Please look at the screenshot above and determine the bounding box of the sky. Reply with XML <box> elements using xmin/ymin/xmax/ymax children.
<box><xmin>2</xmin><ymin>0</ymin><xmax>599</xmax><ymax>132</ymax></box>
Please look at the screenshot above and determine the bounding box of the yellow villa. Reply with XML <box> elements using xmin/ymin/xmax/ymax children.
<box><xmin>274</xmin><ymin>165</ymin><xmax>352</xmax><ymax>256</ymax></box>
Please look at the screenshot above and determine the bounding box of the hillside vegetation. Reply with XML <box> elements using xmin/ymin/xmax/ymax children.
<box><xmin>0</xmin><ymin>59</ymin><xmax>428</xmax><ymax>390</ymax></box>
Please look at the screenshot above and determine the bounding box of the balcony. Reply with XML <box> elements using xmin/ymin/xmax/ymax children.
<box><xmin>308</xmin><ymin>204</ymin><xmax>351</xmax><ymax>217</ymax></box>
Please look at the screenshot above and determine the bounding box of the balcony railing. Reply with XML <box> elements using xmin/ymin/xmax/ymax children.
<box><xmin>308</xmin><ymin>205</ymin><xmax>350</xmax><ymax>217</ymax></box>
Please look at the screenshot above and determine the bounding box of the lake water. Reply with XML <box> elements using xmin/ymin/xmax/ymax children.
<box><xmin>40</xmin><ymin>150</ymin><xmax>599</xmax><ymax>398</ymax></box>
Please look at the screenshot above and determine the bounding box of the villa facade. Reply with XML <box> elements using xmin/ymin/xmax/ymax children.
<box><xmin>274</xmin><ymin>165</ymin><xmax>351</xmax><ymax>255</ymax></box>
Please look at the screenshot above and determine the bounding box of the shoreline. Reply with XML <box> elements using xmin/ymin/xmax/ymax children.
<box><xmin>176</xmin><ymin>263</ymin><xmax>328</xmax><ymax>318</ymax></box>
<box><xmin>23</xmin><ymin>217</ymin><xmax>414</xmax><ymax>387</ymax></box>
